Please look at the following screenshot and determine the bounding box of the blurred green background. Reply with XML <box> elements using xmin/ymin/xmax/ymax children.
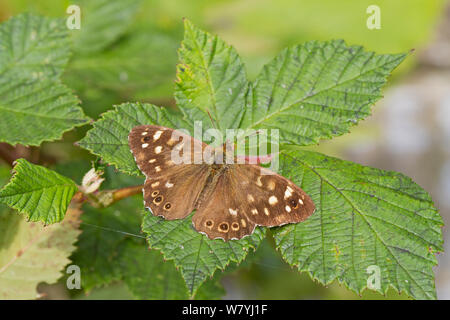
<box><xmin>0</xmin><ymin>0</ymin><xmax>449</xmax><ymax>299</ymax></box>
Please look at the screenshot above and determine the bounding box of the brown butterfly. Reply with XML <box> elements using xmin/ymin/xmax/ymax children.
<box><xmin>129</xmin><ymin>125</ymin><xmax>315</xmax><ymax>241</ymax></box>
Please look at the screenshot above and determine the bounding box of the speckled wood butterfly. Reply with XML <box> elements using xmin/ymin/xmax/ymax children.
<box><xmin>129</xmin><ymin>125</ymin><xmax>315</xmax><ymax>241</ymax></box>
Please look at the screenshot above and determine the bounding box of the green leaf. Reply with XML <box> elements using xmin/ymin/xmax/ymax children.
<box><xmin>73</xmin><ymin>190</ymin><xmax>225</xmax><ymax>299</ymax></box>
<box><xmin>175</xmin><ymin>19</ymin><xmax>248</xmax><ymax>132</ymax></box>
<box><xmin>117</xmin><ymin>240</ymin><xmax>189</xmax><ymax>299</ymax></box>
<box><xmin>193</xmin><ymin>272</ymin><xmax>226</xmax><ymax>300</ymax></box>
<box><xmin>68</xmin><ymin>165</ymin><xmax>144</xmax><ymax>292</ymax></box>
<box><xmin>72</xmin><ymin>197</ymin><xmax>144</xmax><ymax>291</ymax></box>
<box><xmin>272</xmin><ymin>148</ymin><xmax>443</xmax><ymax>300</ymax></box>
<box><xmin>0</xmin><ymin>78</ymin><xmax>90</xmax><ymax>146</ymax></box>
<box><xmin>0</xmin><ymin>13</ymin><xmax>90</xmax><ymax>146</ymax></box>
<box><xmin>240</xmin><ymin>40</ymin><xmax>407</xmax><ymax>145</ymax></box>
<box><xmin>66</xmin><ymin>29</ymin><xmax>178</xmax><ymax>101</ymax></box>
<box><xmin>0</xmin><ymin>207</ymin><xmax>81</xmax><ymax>299</ymax></box>
<box><xmin>0</xmin><ymin>159</ymin><xmax>78</xmax><ymax>224</ymax></box>
<box><xmin>0</xmin><ymin>13</ymin><xmax>71</xmax><ymax>82</ymax></box>
<box><xmin>67</xmin><ymin>166</ymin><xmax>142</xmax><ymax>292</ymax></box>
<box><xmin>142</xmin><ymin>212</ymin><xmax>265</xmax><ymax>295</ymax></box>
<box><xmin>72</xmin><ymin>0</ymin><xmax>142</xmax><ymax>53</ymax></box>
<box><xmin>79</xmin><ymin>102</ymin><xmax>192</xmax><ymax>176</ymax></box>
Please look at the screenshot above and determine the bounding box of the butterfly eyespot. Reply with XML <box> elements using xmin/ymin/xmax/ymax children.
<box><xmin>141</xmin><ymin>136</ymin><xmax>151</xmax><ymax>143</ymax></box>
<box><xmin>164</xmin><ymin>203</ymin><xmax>171</xmax><ymax>210</ymax></box>
<box><xmin>218</xmin><ymin>222</ymin><xmax>229</xmax><ymax>232</ymax></box>
<box><xmin>151</xmin><ymin>190</ymin><xmax>159</xmax><ymax>197</ymax></box>
<box><xmin>231</xmin><ymin>222</ymin><xmax>240</xmax><ymax>231</ymax></box>
<box><xmin>153</xmin><ymin>196</ymin><xmax>163</xmax><ymax>204</ymax></box>
<box><xmin>290</xmin><ymin>199</ymin><xmax>298</xmax><ymax>208</ymax></box>
<box><xmin>205</xmin><ymin>220</ymin><xmax>214</xmax><ymax>228</ymax></box>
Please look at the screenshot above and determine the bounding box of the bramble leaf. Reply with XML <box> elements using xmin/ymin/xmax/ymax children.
<box><xmin>0</xmin><ymin>207</ymin><xmax>81</xmax><ymax>299</ymax></box>
<box><xmin>240</xmin><ymin>41</ymin><xmax>407</xmax><ymax>145</ymax></box>
<box><xmin>175</xmin><ymin>19</ymin><xmax>248</xmax><ymax>133</ymax></box>
<box><xmin>0</xmin><ymin>13</ymin><xmax>70</xmax><ymax>82</ymax></box>
<box><xmin>79</xmin><ymin>102</ymin><xmax>192</xmax><ymax>176</ymax></box>
<box><xmin>142</xmin><ymin>212</ymin><xmax>265</xmax><ymax>295</ymax></box>
<box><xmin>117</xmin><ymin>240</ymin><xmax>189</xmax><ymax>299</ymax></box>
<box><xmin>0</xmin><ymin>78</ymin><xmax>90</xmax><ymax>146</ymax></box>
<box><xmin>0</xmin><ymin>13</ymin><xmax>90</xmax><ymax>146</ymax></box>
<box><xmin>273</xmin><ymin>148</ymin><xmax>443</xmax><ymax>300</ymax></box>
<box><xmin>118</xmin><ymin>239</ymin><xmax>227</xmax><ymax>300</ymax></box>
<box><xmin>0</xmin><ymin>159</ymin><xmax>78</xmax><ymax>224</ymax></box>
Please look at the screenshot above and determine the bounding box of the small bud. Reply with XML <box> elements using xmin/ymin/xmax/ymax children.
<box><xmin>80</xmin><ymin>168</ymin><xmax>105</xmax><ymax>194</ymax></box>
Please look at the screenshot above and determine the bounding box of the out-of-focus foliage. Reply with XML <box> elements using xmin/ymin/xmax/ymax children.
<box><xmin>0</xmin><ymin>207</ymin><xmax>81</xmax><ymax>299</ymax></box>
<box><xmin>1</xmin><ymin>0</ymin><xmax>444</xmax><ymax>118</ymax></box>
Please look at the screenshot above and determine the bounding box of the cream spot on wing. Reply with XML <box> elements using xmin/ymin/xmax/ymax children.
<box><xmin>285</xmin><ymin>205</ymin><xmax>291</xmax><ymax>212</ymax></box>
<box><xmin>151</xmin><ymin>182</ymin><xmax>159</xmax><ymax>188</ymax></box>
<box><xmin>264</xmin><ymin>207</ymin><xmax>270</xmax><ymax>216</ymax></box>
<box><xmin>155</xmin><ymin>146</ymin><xmax>162</xmax><ymax>154</ymax></box>
<box><xmin>166</xmin><ymin>160</ymin><xmax>174</xmax><ymax>166</ymax></box>
<box><xmin>155</xmin><ymin>166</ymin><xmax>161</xmax><ymax>172</ymax></box>
<box><xmin>284</xmin><ymin>186</ymin><xmax>293</xmax><ymax>199</ymax></box>
<box><xmin>149</xmin><ymin>158</ymin><xmax>156</xmax><ymax>163</ymax></box>
<box><xmin>267</xmin><ymin>180</ymin><xmax>275</xmax><ymax>190</ymax></box>
<box><xmin>299</xmin><ymin>199</ymin><xmax>304</xmax><ymax>205</ymax></box>
<box><xmin>269</xmin><ymin>195</ymin><xmax>278</xmax><ymax>205</ymax></box>
<box><xmin>251</xmin><ymin>208</ymin><xmax>258</xmax><ymax>215</ymax></box>
<box><xmin>247</xmin><ymin>194</ymin><xmax>255</xmax><ymax>202</ymax></box>
<box><xmin>241</xmin><ymin>219</ymin><xmax>247</xmax><ymax>228</ymax></box>
<box><xmin>167</xmin><ymin>138</ymin><xmax>176</xmax><ymax>146</ymax></box>
<box><xmin>153</xmin><ymin>130</ymin><xmax>163</xmax><ymax>141</ymax></box>
<box><xmin>228</xmin><ymin>208</ymin><xmax>238</xmax><ymax>216</ymax></box>
<box><xmin>165</xmin><ymin>181</ymin><xmax>174</xmax><ymax>188</ymax></box>
<box><xmin>142</xmin><ymin>143</ymin><xmax>149</xmax><ymax>148</ymax></box>
<box><xmin>141</xmin><ymin>131</ymin><xmax>148</xmax><ymax>136</ymax></box>
<box><xmin>256</xmin><ymin>176</ymin><xmax>263</xmax><ymax>187</ymax></box>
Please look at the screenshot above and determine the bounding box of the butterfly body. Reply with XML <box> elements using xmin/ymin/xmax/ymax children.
<box><xmin>129</xmin><ymin>125</ymin><xmax>315</xmax><ymax>241</ymax></box>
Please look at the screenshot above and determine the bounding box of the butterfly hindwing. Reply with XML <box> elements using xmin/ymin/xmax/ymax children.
<box><xmin>192</xmin><ymin>164</ymin><xmax>315</xmax><ymax>240</ymax></box>
<box><xmin>191</xmin><ymin>168</ymin><xmax>257</xmax><ymax>240</ymax></box>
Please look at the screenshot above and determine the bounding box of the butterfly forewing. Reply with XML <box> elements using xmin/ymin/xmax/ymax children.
<box><xmin>129</xmin><ymin>125</ymin><xmax>210</xmax><ymax>220</ymax></box>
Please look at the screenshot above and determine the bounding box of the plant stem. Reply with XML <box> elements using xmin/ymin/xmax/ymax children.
<box><xmin>71</xmin><ymin>185</ymin><xmax>144</xmax><ymax>208</ymax></box>
<box><xmin>112</xmin><ymin>185</ymin><xmax>143</xmax><ymax>203</ymax></box>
